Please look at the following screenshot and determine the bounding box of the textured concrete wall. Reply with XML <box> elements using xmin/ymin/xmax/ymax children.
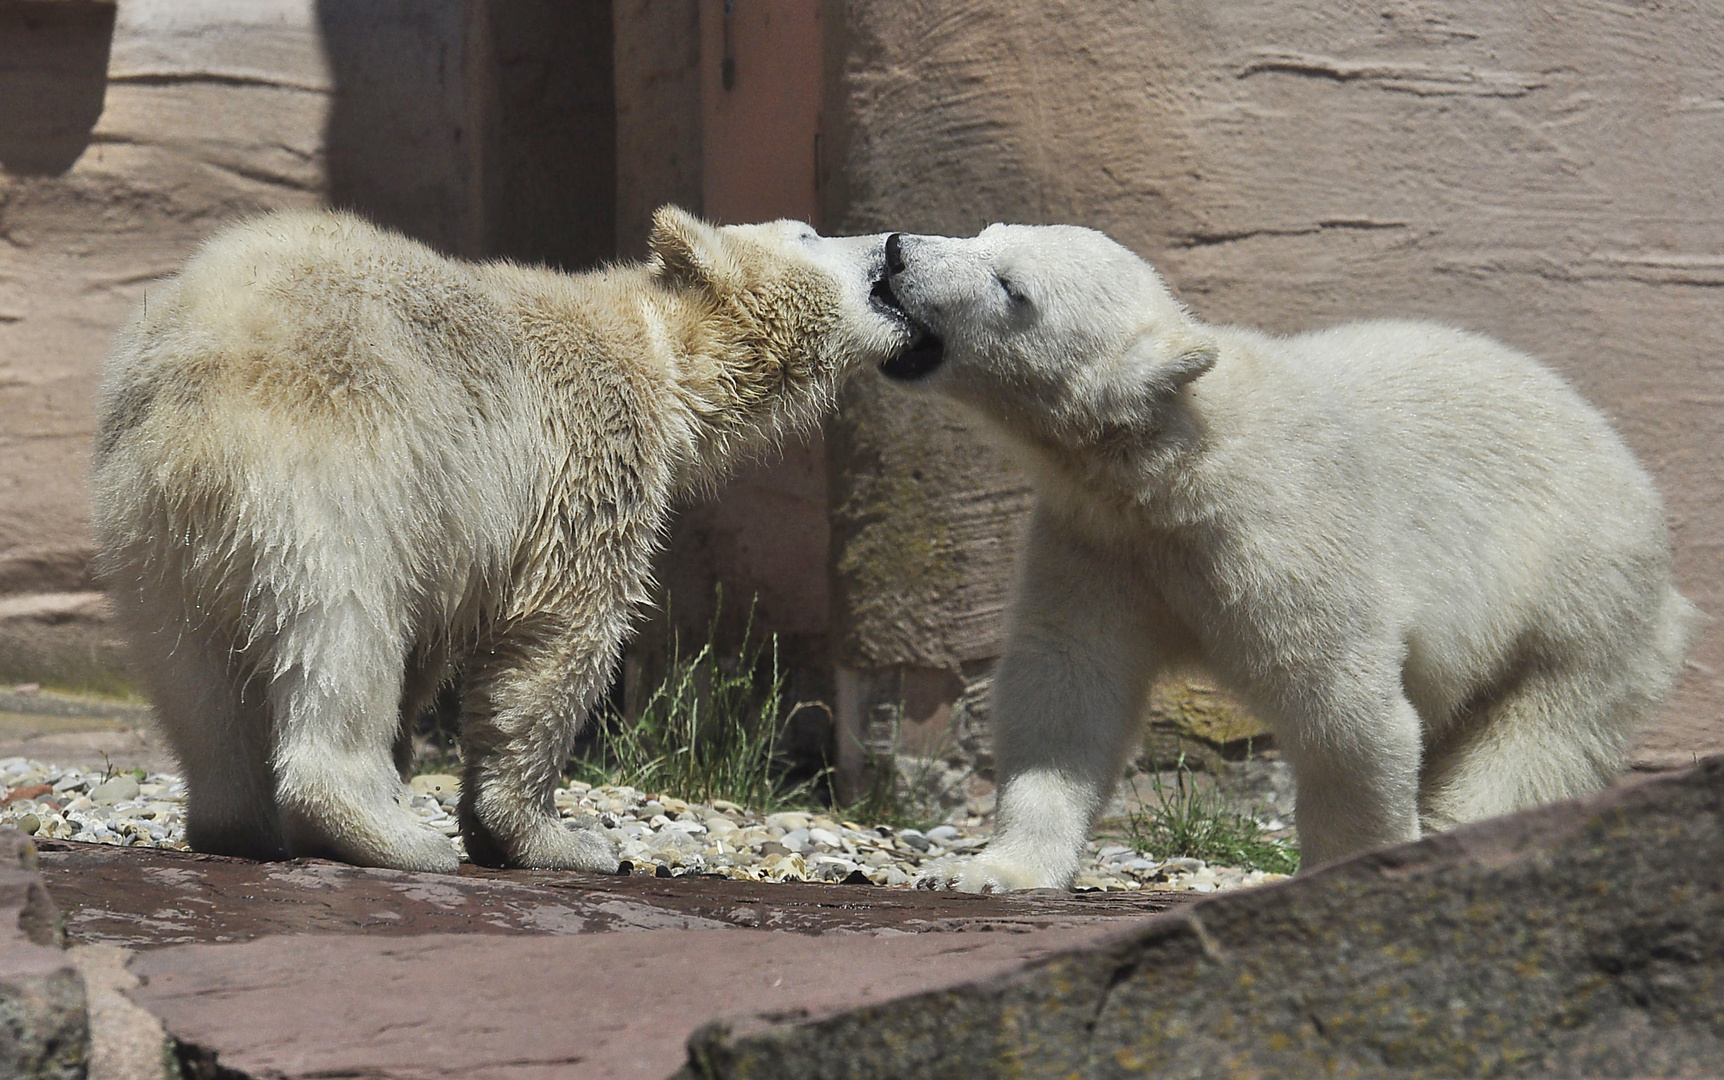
<box><xmin>316</xmin><ymin>0</ymin><xmax>487</xmax><ymax>258</ymax></box>
<box><xmin>614</xmin><ymin>0</ymin><xmax>701</xmax><ymax>261</ymax></box>
<box><xmin>822</xmin><ymin>0</ymin><xmax>1724</xmax><ymax>763</ymax></box>
<box><xmin>619</xmin><ymin>1</ymin><xmax>834</xmax><ymax>711</ymax></box>
<box><xmin>479</xmin><ymin>1</ymin><xmax>614</xmax><ymax>271</ymax></box>
<box><xmin>699</xmin><ymin>0</ymin><xmax>821</xmax><ymax>229</ymax></box>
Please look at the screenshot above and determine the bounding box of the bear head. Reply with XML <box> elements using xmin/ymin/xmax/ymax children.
<box><xmin>647</xmin><ymin>207</ymin><xmax>917</xmax><ymax>425</ymax></box>
<box><xmin>871</xmin><ymin>222</ymin><xmax>1218</xmax><ymax>449</ymax></box>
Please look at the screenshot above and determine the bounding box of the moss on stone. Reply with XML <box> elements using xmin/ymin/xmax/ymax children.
<box><xmin>680</xmin><ymin>758</ymin><xmax>1724</xmax><ymax>1079</ymax></box>
<box><xmin>1139</xmin><ymin>677</ymin><xmax>1272</xmax><ymax>772</ymax></box>
<box><xmin>834</xmin><ymin>471</ymin><xmax>960</xmax><ymax>664</ymax></box>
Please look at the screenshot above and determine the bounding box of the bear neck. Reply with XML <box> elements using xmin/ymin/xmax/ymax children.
<box><xmin>1004</xmin><ymin>390</ymin><xmax>1214</xmax><ymax>528</ymax></box>
<box><xmin>648</xmin><ymin>277</ymin><xmax>839</xmax><ymax>494</ymax></box>
<box><xmin>487</xmin><ymin>261</ymin><xmax>839</xmax><ymax>497</ymax></box>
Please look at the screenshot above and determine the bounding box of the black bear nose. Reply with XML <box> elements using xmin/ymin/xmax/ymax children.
<box><xmin>885</xmin><ymin>233</ymin><xmax>906</xmax><ymax>275</ymax></box>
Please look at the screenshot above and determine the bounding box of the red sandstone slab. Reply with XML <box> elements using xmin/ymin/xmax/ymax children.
<box><xmin>36</xmin><ymin>839</ymin><xmax>1185</xmax><ymax>947</ymax></box>
<box><xmin>34</xmin><ymin>839</ymin><xmax>1188</xmax><ymax>1077</ymax></box>
<box><xmin>130</xmin><ymin>923</ymin><xmax>1150</xmax><ymax>1080</ymax></box>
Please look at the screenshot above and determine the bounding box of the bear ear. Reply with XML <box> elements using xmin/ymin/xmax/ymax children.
<box><xmin>1080</xmin><ymin>323</ymin><xmax>1217</xmax><ymax>423</ymax></box>
<box><xmin>1119</xmin><ymin>324</ymin><xmax>1219</xmax><ymax>398</ymax></box>
<box><xmin>649</xmin><ymin>205</ymin><xmax>730</xmax><ymax>290</ymax></box>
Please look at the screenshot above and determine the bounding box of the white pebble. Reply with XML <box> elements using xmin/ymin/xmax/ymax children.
<box><xmin>0</xmin><ymin>757</ymin><xmax>1293</xmax><ymax>894</ymax></box>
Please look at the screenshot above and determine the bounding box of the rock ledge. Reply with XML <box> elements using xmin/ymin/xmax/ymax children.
<box><xmin>679</xmin><ymin>757</ymin><xmax>1724</xmax><ymax>1079</ymax></box>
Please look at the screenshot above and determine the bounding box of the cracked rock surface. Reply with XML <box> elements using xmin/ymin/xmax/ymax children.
<box><xmin>1</xmin><ymin>829</ymin><xmax>86</xmax><ymax>1080</ymax></box>
<box><xmin>676</xmin><ymin>757</ymin><xmax>1724</xmax><ymax>1079</ymax></box>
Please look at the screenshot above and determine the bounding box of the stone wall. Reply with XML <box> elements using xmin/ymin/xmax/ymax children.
<box><xmin>616</xmin><ymin>0</ymin><xmax>837</xmax><ymax>721</ymax></box>
<box><xmin>0</xmin><ymin>0</ymin><xmax>614</xmax><ymax>693</ymax></box>
<box><xmin>0</xmin><ymin>0</ymin><xmax>341</xmax><ymax>691</ymax></box>
<box><xmin>820</xmin><ymin>0</ymin><xmax>1724</xmax><ymax>768</ymax></box>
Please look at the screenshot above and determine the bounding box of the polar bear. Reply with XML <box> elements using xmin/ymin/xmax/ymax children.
<box><xmin>92</xmin><ymin>207</ymin><xmax>914</xmax><ymax>872</ymax></box>
<box><xmin>872</xmin><ymin>224</ymin><xmax>1697</xmax><ymax>890</ymax></box>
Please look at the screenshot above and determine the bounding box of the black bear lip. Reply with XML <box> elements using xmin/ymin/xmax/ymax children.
<box><xmin>870</xmin><ymin>272</ymin><xmax>945</xmax><ymax>380</ymax></box>
<box><xmin>879</xmin><ymin>329</ymin><xmax>946</xmax><ymax>381</ymax></box>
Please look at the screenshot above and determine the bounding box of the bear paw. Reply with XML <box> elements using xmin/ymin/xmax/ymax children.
<box><xmin>283</xmin><ymin>804</ymin><xmax>461</xmax><ymax>874</ymax></box>
<box><xmin>508</xmin><ymin>819</ymin><xmax>621</xmax><ymax>873</ymax></box>
<box><xmin>388</xmin><ymin>826</ymin><xmax>464</xmax><ymax>874</ymax></box>
<box><xmin>915</xmin><ymin>851</ymin><xmax>1069</xmax><ymax>893</ymax></box>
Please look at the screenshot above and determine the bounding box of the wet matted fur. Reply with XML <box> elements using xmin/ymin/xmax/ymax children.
<box><xmin>93</xmin><ymin>208</ymin><xmax>912</xmax><ymax>871</ymax></box>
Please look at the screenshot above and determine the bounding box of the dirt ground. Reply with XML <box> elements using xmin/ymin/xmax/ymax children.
<box><xmin>0</xmin><ymin>686</ymin><xmax>171</xmax><ymax>774</ymax></box>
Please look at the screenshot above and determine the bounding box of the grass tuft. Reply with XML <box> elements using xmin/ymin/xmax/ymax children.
<box><xmin>1121</xmin><ymin>757</ymin><xmax>1300</xmax><ymax>875</ymax></box>
<box><xmin>834</xmin><ymin>735</ymin><xmax>958</xmax><ymax>833</ymax></box>
<box><xmin>566</xmin><ymin>603</ymin><xmax>823</xmax><ymax>813</ymax></box>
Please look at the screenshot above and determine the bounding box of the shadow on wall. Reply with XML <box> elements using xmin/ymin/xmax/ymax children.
<box><xmin>0</xmin><ymin>0</ymin><xmax>115</xmax><ymax>176</ymax></box>
<box><xmin>316</xmin><ymin>0</ymin><xmax>484</xmax><ymax>257</ymax></box>
<box><xmin>480</xmin><ymin>1</ymin><xmax>615</xmax><ymax>270</ymax></box>
<box><xmin>315</xmin><ymin>0</ymin><xmax>614</xmax><ymax>269</ymax></box>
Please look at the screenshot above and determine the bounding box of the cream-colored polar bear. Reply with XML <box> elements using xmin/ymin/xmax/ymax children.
<box><xmin>873</xmin><ymin>224</ymin><xmax>1697</xmax><ymax>889</ymax></box>
<box><xmin>92</xmin><ymin>207</ymin><xmax>914</xmax><ymax>872</ymax></box>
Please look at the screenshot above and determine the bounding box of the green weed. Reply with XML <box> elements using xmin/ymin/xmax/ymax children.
<box><xmin>1121</xmin><ymin>757</ymin><xmax>1300</xmax><ymax>874</ymax></box>
<box><xmin>566</xmin><ymin>604</ymin><xmax>825</xmax><ymax>812</ymax></box>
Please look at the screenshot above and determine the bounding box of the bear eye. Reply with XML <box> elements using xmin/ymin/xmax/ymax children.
<box><xmin>997</xmin><ymin>275</ymin><xmax>1029</xmax><ymax>305</ymax></box>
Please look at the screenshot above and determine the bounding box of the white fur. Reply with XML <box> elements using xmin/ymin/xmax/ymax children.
<box><xmin>876</xmin><ymin>223</ymin><xmax>1697</xmax><ymax>889</ymax></box>
<box><xmin>92</xmin><ymin>208</ymin><xmax>911</xmax><ymax>872</ymax></box>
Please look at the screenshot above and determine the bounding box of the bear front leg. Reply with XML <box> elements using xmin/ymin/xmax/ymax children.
<box><xmin>457</xmin><ymin>610</ymin><xmax>621</xmax><ymax>872</ymax></box>
<box><xmin>1271</xmin><ymin>674</ymin><xmax>1425</xmax><ymax>869</ymax></box>
<box><xmin>920</xmin><ymin>516</ymin><xmax>1155</xmax><ymax>892</ymax></box>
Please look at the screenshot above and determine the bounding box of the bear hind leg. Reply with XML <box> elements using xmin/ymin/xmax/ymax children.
<box><xmin>1422</xmin><ymin>585</ymin><xmax>1695</xmax><ymax>830</ymax></box>
<box><xmin>1420</xmin><ymin>664</ymin><xmax>1637</xmax><ymax>831</ymax></box>
<box><xmin>142</xmin><ymin>634</ymin><xmax>287</xmax><ymax>860</ymax></box>
<box><xmin>392</xmin><ymin>643</ymin><xmax>452</xmax><ymax>780</ymax></box>
<box><xmin>268</xmin><ymin>615</ymin><xmax>459</xmax><ymax>873</ymax></box>
<box><xmin>456</xmin><ymin>612</ymin><xmax>620</xmax><ymax>872</ymax></box>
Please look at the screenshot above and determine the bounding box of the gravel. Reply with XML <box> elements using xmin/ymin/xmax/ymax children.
<box><xmin>0</xmin><ymin>758</ymin><xmax>1290</xmax><ymax>894</ymax></box>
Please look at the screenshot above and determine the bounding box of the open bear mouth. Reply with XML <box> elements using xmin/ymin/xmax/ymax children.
<box><xmin>879</xmin><ymin>330</ymin><xmax>946</xmax><ymax>381</ymax></box>
<box><xmin>869</xmin><ymin>272</ymin><xmax>903</xmax><ymax>317</ymax></box>
<box><xmin>871</xmin><ymin>274</ymin><xmax>946</xmax><ymax>380</ymax></box>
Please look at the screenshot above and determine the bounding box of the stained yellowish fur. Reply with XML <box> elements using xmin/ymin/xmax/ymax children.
<box><xmin>92</xmin><ymin>207</ymin><xmax>907</xmax><ymax>871</ymax></box>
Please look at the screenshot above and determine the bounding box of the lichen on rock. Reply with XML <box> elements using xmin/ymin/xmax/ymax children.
<box><xmin>1138</xmin><ymin>677</ymin><xmax>1273</xmax><ymax>773</ymax></box>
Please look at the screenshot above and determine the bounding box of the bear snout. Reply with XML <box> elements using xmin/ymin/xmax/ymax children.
<box><xmin>874</xmin><ymin>232</ymin><xmax>946</xmax><ymax>382</ymax></box>
<box><xmin>885</xmin><ymin>232</ymin><xmax>907</xmax><ymax>275</ymax></box>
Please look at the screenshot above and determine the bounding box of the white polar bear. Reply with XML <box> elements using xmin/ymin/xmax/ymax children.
<box><xmin>92</xmin><ymin>207</ymin><xmax>915</xmax><ymax>872</ymax></box>
<box><xmin>872</xmin><ymin>224</ymin><xmax>1698</xmax><ymax>889</ymax></box>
